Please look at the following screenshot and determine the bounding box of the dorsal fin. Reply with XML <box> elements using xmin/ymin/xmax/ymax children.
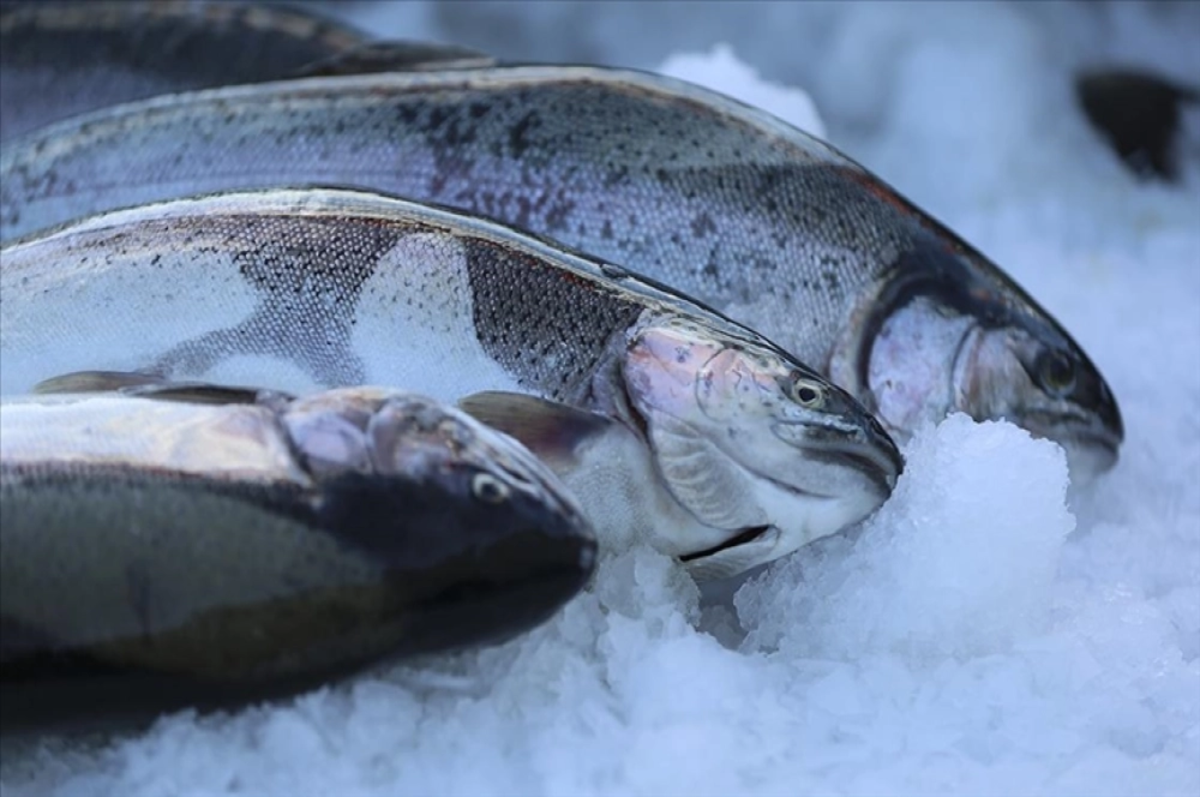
<box><xmin>292</xmin><ymin>40</ymin><xmax>496</xmax><ymax>78</ymax></box>
<box><xmin>34</xmin><ymin>370</ymin><xmax>170</xmax><ymax>394</ymax></box>
<box><xmin>33</xmin><ymin>370</ymin><xmax>288</xmax><ymax>406</ymax></box>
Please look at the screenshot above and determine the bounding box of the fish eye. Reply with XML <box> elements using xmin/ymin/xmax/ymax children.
<box><xmin>1038</xmin><ymin>351</ymin><xmax>1076</xmax><ymax>395</ymax></box>
<box><xmin>471</xmin><ymin>472</ymin><xmax>511</xmax><ymax>503</ymax></box>
<box><xmin>790</xmin><ymin>378</ymin><xmax>825</xmax><ymax>408</ymax></box>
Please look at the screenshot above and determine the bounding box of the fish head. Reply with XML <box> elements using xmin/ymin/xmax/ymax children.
<box><xmin>950</xmin><ymin>321</ymin><xmax>1124</xmax><ymax>479</ymax></box>
<box><xmin>281</xmin><ymin>388</ymin><xmax>597</xmax><ymax>648</ymax></box>
<box><xmin>616</xmin><ymin>317</ymin><xmax>903</xmax><ymax>579</ymax></box>
<box><xmin>848</xmin><ymin>240</ymin><xmax>1124</xmax><ymax>484</ymax></box>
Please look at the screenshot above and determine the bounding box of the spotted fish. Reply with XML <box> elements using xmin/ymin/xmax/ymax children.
<box><xmin>0</xmin><ymin>66</ymin><xmax>1121</xmax><ymax>479</ymax></box>
<box><xmin>0</xmin><ymin>187</ymin><xmax>902</xmax><ymax>580</ymax></box>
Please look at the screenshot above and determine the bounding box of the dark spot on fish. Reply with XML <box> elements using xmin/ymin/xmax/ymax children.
<box><xmin>508</xmin><ymin>110</ymin><xmax>539</xmax><ymax>159</ymax></box>
<box><xmin>702</xmin><ymin>249</ymin><xmax>721</xmax><ymax>282</ymax></box>
<box><xmin>604</xmin><ymin>165</ymin><xmax>629</xmax><ymax>188</ymax></box>
<box><xmin>544</xmin><ymin>198</ymin><xmax>575</xmax><ymax>233</ymax></box>
<box><xmin>690</xmin><ymin>212</ymin><xmax>716</xmax><ymax>239</ymax></box>
<box><xmin>394</xmin><ymin>104</ymin><xmax>419</xmax><ymax>126</ymax></box>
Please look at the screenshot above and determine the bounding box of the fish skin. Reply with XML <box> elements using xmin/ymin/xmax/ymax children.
<box><xmin>0</xmin><ymin>187</ymin><xmax>902</xmax><ymax>579</ymax></box>
<box><xmin>0</xmin><ymin>386</ymin><xmax>595</xmax><ymax>730</ymax></box>
<box><xmin>0</xmin><ymin>65</ymin><xmax>1122</xmax><ymax>479</ymax></box>
<box><xmin>0</xmin><ymin>0</ymin><xmax>368</xmax><ymax>141</ymax></box>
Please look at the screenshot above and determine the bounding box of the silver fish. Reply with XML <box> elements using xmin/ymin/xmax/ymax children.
<box><xmin>0</xmin><ymin>187</ymin><xmax>903</xmax><ymax>579</ymax></box>
<box><xmin>0</xmin><ymin>66</ymin><xmax>1122</xmax><ymax>478</ymax></box>
<box><xmin>0</xmin><ymin>0</ymin><xmax>371</xmax><ymax>141</ymax></box>
<box><xmin>0</xmin><ymin>385</ymin><xmax>595</xmax><ymax>728</ymax></box>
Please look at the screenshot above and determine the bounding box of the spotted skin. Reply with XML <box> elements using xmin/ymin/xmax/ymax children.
<box><xmin>152</xmin><ymin>214</ymin><xmax>405</xmax><ymax>386</ymax></box>
<box><xmin>463</xmin><ymin>238</ymin><xmax>642</xmax><ymax>403</ymax></box>
<box><xmin>0</xmin><ymin>66</ymin><xmax>1122</xmax><ymax>476</ymax></box>
<box><xmin>0</xmin><ymin>189</ymin><xmax>783</xmax><ymax>406</ymax></box>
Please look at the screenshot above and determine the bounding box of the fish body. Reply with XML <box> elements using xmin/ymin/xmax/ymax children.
<box><xmin>0</xmin><ymin>385</ymin><xmax>595</xmax><ymax>728</ymax></box>
<box><xmin>0</xmin><ymin>187</ymin><xmax>902</xmax><ymax>578</ymax></box>
<box><xmin>0</xmin><ymin>0</ymin><xmax>367</xmax><ymax>141</ymax></box>
<box><xmin>0</xmin><ymin>66</ymin><xmax>1121</xmax><ymax>477</ymax></box>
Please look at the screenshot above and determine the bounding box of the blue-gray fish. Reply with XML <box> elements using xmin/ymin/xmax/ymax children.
<box><xmin>0</xmin><ymin>384</ymin><xmax>595</xmax><ymax>729</ymax></box>
<box><xmin>0</xmin><ymin>187</ymin><xmax>902</xmax><ymax>579</ymax></box>
<box><xmin>0</xmin><ymin>0</ymin><xmax>372</xmax><ymax>141</ymax></box>
<box><xmin>0</xmin><ymin>66</ymin><xmax>1122</xmax><ymax>478</ymax></box>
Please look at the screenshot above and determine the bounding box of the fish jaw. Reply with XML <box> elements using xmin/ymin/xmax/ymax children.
<box><xmin>617</xmin><ymin>316</ymin><xmax>902</xmax><ymax>575</ymax></box>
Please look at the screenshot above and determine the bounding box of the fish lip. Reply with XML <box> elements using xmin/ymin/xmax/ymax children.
<box><xmin>772</xmin><ymin>419</ymin><xmax>905</xmax><ymax>496</ymax></box>
<box><xmin>678</xmin><ymin>524</ymin><xmax>774</xmax><ymax>563</ymax></box>
<box><xmin>1018</xmin><ymin>409</ymin><xmax>1122</xmax><ymax>473</ymax></box>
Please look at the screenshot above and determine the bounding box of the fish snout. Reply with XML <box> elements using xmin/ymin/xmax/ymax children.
<box><xmin>312</xmin><ymin>457</ymin><xmax>597</xmax><ymax>655</ymax></box>
<box><xmin>772</xmin><ymin>399</ymin><xmax>904</xmax><ymax>500</ymax></box>
<box><xmin>860</xmin><ymin>405</ymin><xmax>906</xmax><ymax>488</ymax></box>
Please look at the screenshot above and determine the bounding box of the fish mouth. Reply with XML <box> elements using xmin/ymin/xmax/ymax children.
<box><xmin>679</xmin><ymin>525</ymin><xmax>773</xmax><ymax>563</ymax></box>
<box><xmin>773</xmin><ymin>421</ymin><xmax>905</xmax><ymax>497</ymax></box>
<box><xmin>1018</xmin><ymin>410</ymin><xmax>1121</xmax><ymax>477</ymax></box>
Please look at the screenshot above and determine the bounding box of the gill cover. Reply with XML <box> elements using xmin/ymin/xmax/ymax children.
<box><xmin>621</xmin><ymin>320</ymin><xmax>775</xmax><ymax>530</ymax></box>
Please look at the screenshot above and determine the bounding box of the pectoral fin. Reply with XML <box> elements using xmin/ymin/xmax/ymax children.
<box><xmin>457</xmin><ymin>391</ymin><xmax>612</xmax><ymax>469</ymax></box>
<box><xmin>33</xmin><ymin>370</ymin><xmax>286</xmax><ymax>406</ymax></box>
<box><xmin>34</xmin><ymin>370</ymin><xmax>170</xmax><ymax>395</ymax></box>
<box><xmin>293</xmin><ymin>40</ymin><xmax>496</xmax><ymax>78</ymax></box>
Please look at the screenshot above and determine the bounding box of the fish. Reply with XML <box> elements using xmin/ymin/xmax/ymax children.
<box><xmin>1076</xmin><ymin>67</ymin><xmax>1200</xmax><ymax>182</ymax></box>
<box><xmin>0</xmin><ymin>0</ymin><xmax>371</xmax><ymax>142</ymax></box>
<box><xmin>0</xmin><ymin>384</ymin><xmax>596</xmax><ymax>729</ymax></box>
<box><xmin>0</xmin><ymin>66</ymin><xmax>1122</xmax><ymax>479</ymax></box>
<box><xmin>0</xmin><ymin>187</ymin><xmax>903</xmax><ymax>579</ymax></box>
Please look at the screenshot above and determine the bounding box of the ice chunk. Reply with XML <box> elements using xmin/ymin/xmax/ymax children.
<box><xmin>656</xmin><ymin>43</ymin><xmax>827</xmax><ymax>139</ymax></box>
<box><xmin>738</xmin><ymin>414</ymin><xmax>1075</xmax><ymax>662</ymax></box>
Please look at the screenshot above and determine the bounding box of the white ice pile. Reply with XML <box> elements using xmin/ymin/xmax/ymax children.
<box><xmin>737</xmin><ymin>415</ymin><xmax>1074</xmax><ymax>664</ymax></box>
<box><xmin>3</xmin><ymin>2</ymin><xmax>1198</xmax><ymax>795</ymax></box>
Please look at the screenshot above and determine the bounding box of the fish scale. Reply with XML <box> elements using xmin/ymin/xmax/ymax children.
<box><xmin>464</xmin><ymin>239</ymin><xmax>642</xmax><ymax>399</ymax></box>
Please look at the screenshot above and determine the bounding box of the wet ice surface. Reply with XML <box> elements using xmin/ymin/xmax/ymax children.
<box><xmin>3</xmin><ymin>2</ymin><xmax>1198</xmax><ymax>795</ymax></box>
